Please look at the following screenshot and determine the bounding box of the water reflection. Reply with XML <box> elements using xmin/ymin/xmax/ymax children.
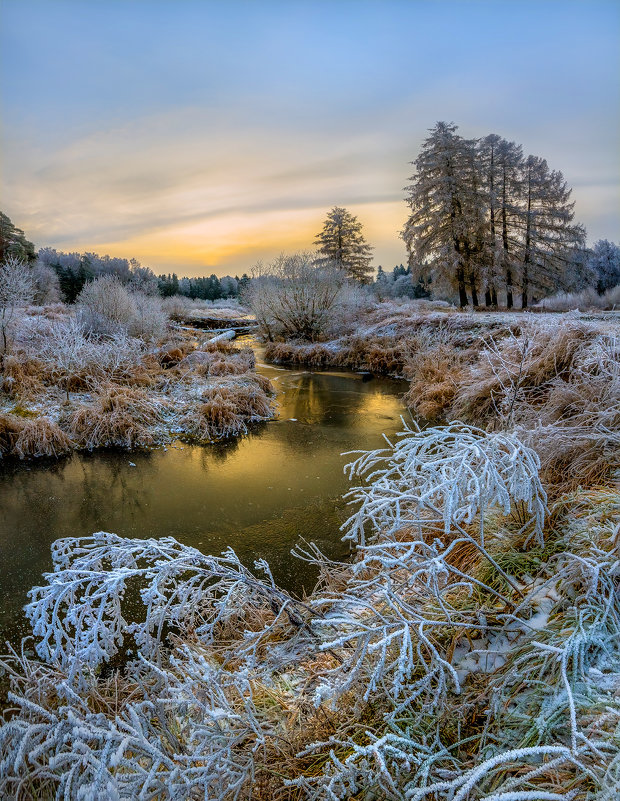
<box><xmin>0</xmin><ymin>364</ymin><xmax>408</xmax><ymax>644</ymax></box>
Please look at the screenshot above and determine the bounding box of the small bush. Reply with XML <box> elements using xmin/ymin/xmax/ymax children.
<box><xmin>78</xmin><ymin>276</ymin><xmax>168</xmax><ymax>341</ymax></box>
<box><xmin>0</xmin><ymin>412</ymin><xmax>26</xmax><ymax>455</ymax></box>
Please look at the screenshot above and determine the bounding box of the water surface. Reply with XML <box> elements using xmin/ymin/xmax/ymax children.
<box><xmin>0</xmin><ymin>355</ymin><xmax>408</xmax><ymax>644</ymax></box>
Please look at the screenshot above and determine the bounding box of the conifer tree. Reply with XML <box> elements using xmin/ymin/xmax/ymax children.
<box><xmin>0</xmin><ymin>211</ymin><xmax>36</xmax><ymax>264</ymax></box>
<box><xmin>401</xmin><ymin>122</ymin><xmax>484</xmax><ymax>307</ymax></box>
<box><xmin>402</xmin><ymin>124</ymin><xmax>586</xmax><ymax>307</ymax></box>
<box><xmin>314</xmin><ymin>206</ymin><xmax>374</xmax><ymax>283</ymax></box>
<box><xmin>518</xmin><ymin>156</ymin><xmax>584</xmax><ymax>307</ymax></box>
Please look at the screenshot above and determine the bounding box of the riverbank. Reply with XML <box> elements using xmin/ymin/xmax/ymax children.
<box><xmin>265</xmin><ymin>303</ymin><xmax>620</xmax><ymax>499</ymax></box>
<box><xmin>0</xmin><ymin>306</ymin><xmax>275</xmax><ymax>459</ymax></box>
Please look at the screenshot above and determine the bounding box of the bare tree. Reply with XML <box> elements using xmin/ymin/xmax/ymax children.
<box><xmin>243</xmin><ymin>252</ymin><xmax>346</xmax><ymax>341</ymax></box>
<box><xmin>0</xmin><ymin>255</ymin><xmax>34</xmax><ymax>361</ymax></box>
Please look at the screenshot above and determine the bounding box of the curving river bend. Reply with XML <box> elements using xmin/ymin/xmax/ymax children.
<box><xmin>0</xmin><ymin>345</ymin><xmax>408</xmax><ymax>645</ymax></box>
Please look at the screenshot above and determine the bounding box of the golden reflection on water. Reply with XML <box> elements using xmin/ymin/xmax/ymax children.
<box><xmin>0</xmin><ymin>367</ymin><xmax>408</xmax><ymax>642</ymax></box>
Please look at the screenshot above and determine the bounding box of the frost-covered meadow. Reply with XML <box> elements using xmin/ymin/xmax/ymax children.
<box><xmin>0</xmin><ymin>261</ymin><xmax>274</xmax><ymax>459</ymax></box>
<box><xmin>1</xmin><ymin>288</ymin><xmax>618</xmax><ymax>798</ymax></box>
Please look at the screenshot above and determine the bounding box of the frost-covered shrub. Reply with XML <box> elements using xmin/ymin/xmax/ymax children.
<box><xmin>536</xmin><ymin>284</ymin><xmax>620</xmax><ymax>311</ymax></box>
<box><xmin>128</xmin><ymin>290</ymin><xmax>167</xmax><ymax>340</ymax></box>
<box><xmin>0</xmin><ymin>255</ymin><xmax>34</xmax><ymax>358</ymax></box>
<box><xmin>78</xmin><ymin>274</ymin><xmax>138</xmax><ymax>335</ymax></box>
<box><xmin>78</xmin><ymin>275</ymin><xmax>168</xmax><ymax>341</ymax></box>
<box><xmin>244</xmin><ymin>253</ymin><xmax>348</xmax><ymax>341</ymax></box>
<box><xmin>31</xmin><ymin>259</ymin><xmax>61</xmax><ymax>305</ymax></box>
<box><xmin>32</xmin><ymin>315</ymin><xmax>144</xmax><ymax>395</ymax></box>
<box><xmin>341</xmin><ymin>420</ymin><xmax>546</xmax><ymax>546</ymax></box>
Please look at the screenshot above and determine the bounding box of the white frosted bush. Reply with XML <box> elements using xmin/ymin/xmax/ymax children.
<box><xmin>78</xmin><ymin>275</ymin><xmax>138</xmax><ymax>335</ymax></box>
<box><xmin>78</xmin><ymin>275</ymin><xmax>168</xmax><ymax>341</ymax></box>
<box><xmin>25</xmin><ymin>532</ymin><xmax>309</xmax><ymax>677</ymax></box>
<box><xmin>341</xmin><ymin>420</ymin><xmax>547</xmax><ymax>546</ymax></box>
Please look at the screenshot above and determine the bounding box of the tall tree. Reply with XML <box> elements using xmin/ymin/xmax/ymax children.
<box><xmin>402</xmin><ymin>125</ymin><xmax>587</xmax><ymax>308</ymax></box>
<box><xmin>478</xmin><ymin>134</ymin><xmax>505</xmax><ymax>306</ymax></box>
<box><xmin>0</xmin><ymin>212</ymin><xmax>36</xmax><ymax>264</ymax></box>
<box><xmin>401</xmin><ymin>122</ymin><xmax>483</xmax><ymax>307</ymax></box>
<box><xmin>494</xmin><ymin>139</ymin><xmax>523</xmax><ymax>308</ymax></box>
<box><xmin>314</xmin><ymin>206</ymin><xmax>374</xmax><ymax>283</ymax></box>
<box><xmin>517</xmin><ymin>156</ymin><xmax>584</xmax><ymax>307</ymax></box>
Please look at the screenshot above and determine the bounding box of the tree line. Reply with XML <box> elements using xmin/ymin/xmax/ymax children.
<box><xmin>157</xmin><ymin>272</ymin><xmax>249</xmax><ymax>301</ymax></box>
<box><xmin>3</xmin><ymin>117</ymin><xmax>620</xmax><ymax>309</ymax></box>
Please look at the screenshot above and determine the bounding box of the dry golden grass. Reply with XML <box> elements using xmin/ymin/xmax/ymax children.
<box><xmin>217</xmin><ymin>381</ymin><xmax>274</xmax><ymax>418</ymax></box>
<box><xmin>0</xmin><ymin>414</ymin><xmax>72</xmax><ymax>458</ymax></box>
<box><xmin>264</xmin><ymin>342</ymin><xmax>336</xmax><ymax>369</ymax></box>
<box><xmin>0</xmin><ymin>355</ymin><xmax>47</xmax><ymax>399</ymax></box>
<box><xmin>451</xmin><ymin>322</ymin><xmax>593</xmax><ymax>423</ymax></box>
<box><xmin>180</xmin><ymin>379</ymin><xmax>275</xmax><ymax>442</ymax></box>
<box><xmin>64</xmin><ymin>385</ymin><xmax>163</xmax><ymax>449</ymax></box>
<box><xmin>0</xmin><ymin>412</ymin><xmax>26</xmax><ymax>455</ymax></box>
<box><xmin>528</xmin><ymin>429</ymin><xmax>618</xmax><ymax>496</ymax></box>
<box><xmin>12</xmin><ymin>418</ymin><xmax>73</xmax><ymax>459</ymax></box>
<box><xmin>403</xmin><ymin>344</ymin><xmax>468</xmax><ymax>419</ymax></box>
<box><xmin>180</xmin><ymin>398</ymin><xmax>245</xmax><ymax>442</ymax></box>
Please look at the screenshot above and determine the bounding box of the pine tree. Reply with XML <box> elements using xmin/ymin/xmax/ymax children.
<box><xmin>518</xmin><ymin>156</ymin><xmax>584</xmax><ymax>307</ymax></box>
<box><xmin>314</xmin><ymin>206</ymin><xmax>374</xmax><ymax>283</ymax></box>
<box><xmin>401</xmin><ymin>122</ymin><xmax>484</xmax><ymax>307</ymax></box>
<box><xmin>0</xmin><ymin>211</ymin><xmax>36</xmax><ymax>264</ymax></box>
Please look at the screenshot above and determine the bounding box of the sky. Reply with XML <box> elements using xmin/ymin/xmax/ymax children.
<box><xmin>1</xmin><ymin>0</ymin><xmax>619</xmax><ymax>278</ymax></box>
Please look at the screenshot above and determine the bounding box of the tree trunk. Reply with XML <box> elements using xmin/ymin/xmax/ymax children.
<box><xmin>469</xmin><ymin>274</ymin><xmax>479</xmax><ymax>307</ymax></box>
<box><xmin>506</xmin><ymin>268</ymin><xmax>513</xmax><ymax>308</ymax></box>
<box><xmin>501</xmin><ymin>166</ymin><xmax>513</xmax><ymax>309</ymax></box>
<box><xmin>457</xmin><ymin>265</ymin><xmax>468</xmax><ymax>307</ymax></box>
<box><xmin>488</xmin><ymin>142</ymin><xmax>497</xmax><ymax>310</ymax></box>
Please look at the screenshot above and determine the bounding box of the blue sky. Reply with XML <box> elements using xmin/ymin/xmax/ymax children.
<box><xmin>1</xmin><ymin>0</ymin><xmax>618</xmax><ymax>275</ymax></box>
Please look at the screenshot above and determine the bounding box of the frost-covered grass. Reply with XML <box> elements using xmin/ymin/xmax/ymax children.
<box><xmin>1</xmin><ymin>301</ymin><xmax>618</xmax><ymax>797</ymax></box>
<box><xmin>0</xmin><ymin>306</ymin><xmax>275</xmax><ymax>458</ymax></box>
<box><xmin>264</xmin><ymin>301</ymin><xmax>520</xmax><ymax>376</ymax></box>
<box><xmin>163</xmin><ymin>295</ymin><xmax>249</xmax><ymax>323</ymax></box>
<box><xmin>1</xmin><ymin>422</ymin><xmax>618</xmax><ymax>799</ymax></box>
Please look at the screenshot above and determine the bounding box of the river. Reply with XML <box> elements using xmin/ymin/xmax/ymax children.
<box><xmin>0</xmin><ymin>347</ymin><xmax>408</xmax><ymax>645</ymax></box>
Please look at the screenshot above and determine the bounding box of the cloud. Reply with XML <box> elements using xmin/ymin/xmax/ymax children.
<box><xmin>2</xmin><ymin>107</ymin><xmax>411</xmax><ymax>273</ymax></box>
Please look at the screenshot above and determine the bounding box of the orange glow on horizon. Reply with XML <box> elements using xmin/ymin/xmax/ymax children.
<box><xmin>60</xmin><ymin>201</ymin><xmax>408</xmax><ymax>277</ymax></box>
